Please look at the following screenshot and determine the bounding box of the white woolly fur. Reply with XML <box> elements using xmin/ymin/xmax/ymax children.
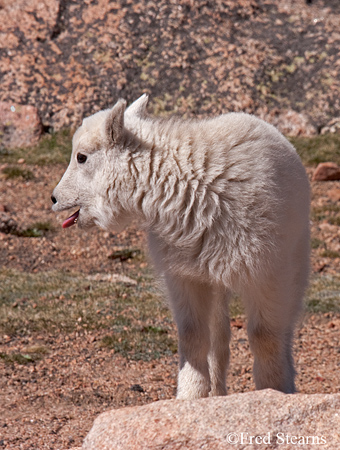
<box><xmin>53</xmin><ymin>95</ymin><xmax>310</xmax><ymax>398</ymax></box>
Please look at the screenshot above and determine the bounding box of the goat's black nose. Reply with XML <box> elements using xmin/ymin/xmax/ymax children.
<box><xmin>51</xmin><ymin>195</ymin><xmax>57</xmax><ymax>204</ymax></box>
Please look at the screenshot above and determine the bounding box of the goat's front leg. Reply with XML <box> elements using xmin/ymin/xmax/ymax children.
<box><xmin>165</xmin><ymin>273</ymin><xmax>213</xmax><ymax>400</ymax></box>
<box><xmin>208</xmin><ymin>287</ymin><xmax>231</xmax><ymax>396</ymax></box>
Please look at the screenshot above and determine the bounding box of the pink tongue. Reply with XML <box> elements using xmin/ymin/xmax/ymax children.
<box><xmin>62</xmin><ymin>210</ymin><xmax>79</xmax><ymax>228</ymax></box>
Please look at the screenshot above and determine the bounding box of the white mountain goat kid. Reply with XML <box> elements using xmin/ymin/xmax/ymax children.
<box><xmin>52</xmin><ymin>95</ymin><xmax>310</xmax><ymax>398</ymax></box>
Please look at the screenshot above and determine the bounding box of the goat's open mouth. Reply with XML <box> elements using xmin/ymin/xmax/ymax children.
<box><xmin>62</xmin><ymin>210</ymin><xmax>80</xmax><ymax>228</ymax></box>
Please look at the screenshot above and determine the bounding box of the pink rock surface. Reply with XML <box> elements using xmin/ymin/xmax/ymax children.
<box><xmin>83</xmin><ymin>389</ymin><xmax>340</xmax><ymax>450</ymax></box>
<box><xmin>260</xmin><ymin>108</ymin><xmax>317</xmax><ymax>137</ymax></box>
<box><xmin>0</xmin><ymin>102</ymin><xmax>42</xmax><ymax>148</ymax></box>
<box><xmin>312</xmin><ymin>162</ymin><xmax>340</xmax><ymax>181</ymax></box>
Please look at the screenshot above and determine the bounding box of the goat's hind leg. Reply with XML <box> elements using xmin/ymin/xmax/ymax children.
<box><xmin>247</xmin><ymin>313</ymin><xmax>297</xmax><ymax>393</ymax></box>
<box><xmin>243</xmin><ymin>273</ymin><xmax>304</xmax><ymax>394</ymax></box>
<box><xmin>245</xmin><ymin>231</ymin><xmax>309</xmax><ymax>393</ymax></box>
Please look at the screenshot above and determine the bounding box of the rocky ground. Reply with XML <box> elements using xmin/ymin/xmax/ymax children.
<box><xmin>0</xmin><ymin>149</ymin><xmax>339</xmax><ymax>450</ymax></box>
<box><xmin>0</xmin><ymin>0</ymin><xmax>340</xmax><ymax>449</ymax></box>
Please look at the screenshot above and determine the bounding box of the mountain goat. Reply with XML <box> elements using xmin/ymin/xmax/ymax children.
<box><xmin>52</xmin><ymin>95</ymin><xmax>310</xmax><ymax>398</ymax></box>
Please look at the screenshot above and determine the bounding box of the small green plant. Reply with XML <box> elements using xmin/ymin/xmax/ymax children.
<box><xmin>0</xmin><ymin>352</ymin><xmax>34</xmax><ymax>365</ymax></box>
<box><xmin>320</xmin><ymin>249</ymin><xmax>340</xmax><ymax>259</ymax></box>
<box><xmin>311</xmin><ymin>204</ymin><xmax>340</xmax><ymax>225</ymax></box>
<box><xmin>108</xmin><ymin>248</ymin><xmax>141</xmax><ymax>261</ymax></box>
<box><xmin>311</xmin><ymin>238</ymin><xmax>323</xmax><ymax>249</ymax></box>
<box><xmin>229</xmin><ymin>294</ymin><xmax>244</xmax><ymax>317</ymax></box>
<box><xmin>0</xmin><ymin>129</ymin><xmax>72</xmax><ymax>166</ymax></box>
<box><xmin>306</xmin><ymin>274</ymin><xmax>340</xmax><ymax>313</ymax></box>
<box><xmin>14</xmin><ymin>221</ymin><xmax>54</xmax><ymax>237</ymax></box>
<box><xmin>0</xmin><ymin>346</ymin><xmax>48</xmax><ymax>365</ymax></box>
<box><xmin>2</xmin><ymin>166</ymin><xmax>34</xmax><ymax>180</ymax></box>
<box><xmin>99</xmin><ymin>326</ymin><xmax>177</xmax><ymax>361</ymax></box>
<box><xmin>328</xmin><ymin>216</ymin><xmax>340</xmax><ymax>227</ymax></box>
<box><xmin>289</xmin><ymin>133</ymin><xmax>340</xmax><ymax>167</ymax></box>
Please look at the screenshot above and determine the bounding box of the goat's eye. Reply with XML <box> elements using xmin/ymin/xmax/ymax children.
<box><xmin>77</xmin><ymin>153</ymin><xmax>87</xmax><ymax>164</ymax></box>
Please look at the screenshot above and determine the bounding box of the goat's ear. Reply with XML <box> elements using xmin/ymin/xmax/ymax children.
<box><xmin>125</xmin><ymin>94</ymin><xmax>149</xmax><ymax>118</ymax></box>
<box><xmin>105</xmin><ymin>99</ymin><xmax>127</xmax><ymax>145</ymax></box>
